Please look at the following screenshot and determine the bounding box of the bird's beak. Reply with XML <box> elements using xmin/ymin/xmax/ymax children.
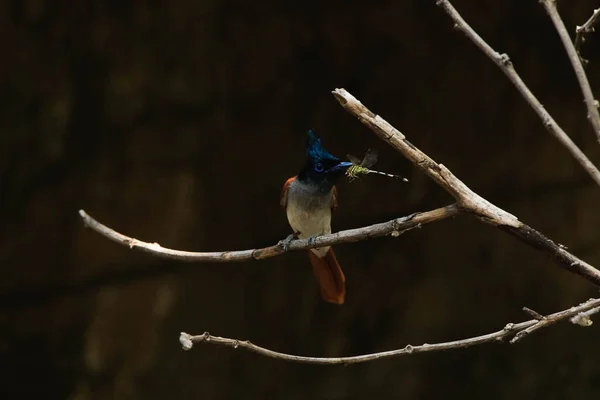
<box><xmin>329</xmin><ymin>161</ymin><xmax>353</xmax><ymax>173</ymax></box>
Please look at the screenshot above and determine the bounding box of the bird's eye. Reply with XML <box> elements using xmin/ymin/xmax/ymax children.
<box><xmin>314</xmin><ymin>162</ymin><xmax>324</xmax><ymax>172</ymax></box>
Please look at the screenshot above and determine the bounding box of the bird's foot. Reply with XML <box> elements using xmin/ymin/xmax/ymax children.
<box><xmin>308</xmin><ymin>235</ymin><xmax>319</xmax><ymax>248</ymax></box>
<box><xmin>279</xmin><ymin>232</ymin><xmax>299</xmax><ymax>252</ymax></box>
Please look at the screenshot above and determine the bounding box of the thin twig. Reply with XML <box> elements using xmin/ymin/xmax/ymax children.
<box><xmin>522</xmin><ymin>306</ymin><xmax>544</xmax><ymax>320</ymax></box>
<box><xmin>570</xmin><ymin>305</ymin><xmax>600</xmax><ymax>326</ymax></box>
<box><xmin>78</xmin><ymin>205</ymin><xmax>460</xmax><ymax>262</ymax></box>
<box><xmin>332</xmin><ymin>88</ymin><xmax>600</xmax><ymax>285</ymax></box>
<box><xmin>511</xmin><ymin>300</ymin><xmax>600</xmax><ymax>343</ymax></box>
<box><xmin>435</xmin><ymin>0</ymin><xmax>600</xmax><ymax>185</ymax></box>
<box><xmin>575</xmin><ymin>7</ymin><xmax>600</xmax><ymax>65</ymax></box>
<box><xmin>540</xmin><ymin>0</ymin><xmax>600</xmax><ymax>143</ymax></box>
<box><xmin>179</xmin><ymin>298</ymin><xmax>600</xmax><ymax>363</ymax></box>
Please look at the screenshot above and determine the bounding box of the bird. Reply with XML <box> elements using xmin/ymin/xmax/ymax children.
<box><xmin>280</xmin><ymin>129</ymin><xmax>352</xmax><ymax>304</ymax></box>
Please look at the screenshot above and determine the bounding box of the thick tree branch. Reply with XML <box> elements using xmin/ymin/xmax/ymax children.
<box><xmin>78</xmin><ymin>205</ymin><xmax>460</xmax><ymax>262</ymax></box>
<box><xmin>179</xmin><ymin>298</ymin><xmax>600</xmax><ymax>363</ymax></box>
<box><xmin>332</xmin><ymin>88</ymin><xmax>600</xmax><ymax>286</ymax></box>
<box><xmin>575</xmin><ymin>7</ymin><xmax>600</xmax><ymax>65</ymax></box>
<box><xmin>435</xmin><ymin>0</ymin><xmax>600</xmax><ymax>185</ymax></box>
<box><xmin>540</xmin><ymin>0</ymin><xmax>600</xmax><ymax>143</ymax></box>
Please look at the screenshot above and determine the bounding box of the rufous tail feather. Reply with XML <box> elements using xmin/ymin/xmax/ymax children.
<box><xmin>307</xmin><ymin>248</ymin><xmax>345</xmax><ymax>304</ymax></box>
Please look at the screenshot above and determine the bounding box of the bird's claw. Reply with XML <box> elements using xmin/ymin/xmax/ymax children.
<box><xmin>279</xmin><ymin>233</ymin><xmax>298</xmax><ymax>252</ymax></box>
<box><xmin>308</xmin><ymin>235</ymin><xmax>319</xmax><ymax>247</ymax></box>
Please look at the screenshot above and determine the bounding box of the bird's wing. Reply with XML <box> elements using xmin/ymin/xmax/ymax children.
<box><xmin>280</xmin><ymin>176</ymin><xmax>296</xmax><ymax>208</ymax></box>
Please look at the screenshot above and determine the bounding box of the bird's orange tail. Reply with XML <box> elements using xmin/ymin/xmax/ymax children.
<box><xmin>308</xmin><ymin>248</ymin><xmax>346</xmax><ymax>304</ymax></box>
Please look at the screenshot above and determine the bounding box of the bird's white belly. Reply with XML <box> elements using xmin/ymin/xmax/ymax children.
<box><xmin>286</xmin><ymin>201</ymin><xmax>331</xmax><ymax>258</ymax></box>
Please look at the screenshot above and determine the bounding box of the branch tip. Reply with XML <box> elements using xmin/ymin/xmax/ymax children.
<box><xmin>79</xmin><ymin>210</ymin><xmax>91</xmax><ymax>227</ymax></box>
<box><xmin>331</xmin><ymin>89</ymin><xmax>348</xmax><ymax>105</ymax></box>
<box><xmin>570</xmin><ymin>313</ymin><xmax>594</xmax><ymax>327</ymax></box>
<box><xmin>179</xmin><ymin>332</ymin><xmax>194</xmax><ymax>351</ymax></box>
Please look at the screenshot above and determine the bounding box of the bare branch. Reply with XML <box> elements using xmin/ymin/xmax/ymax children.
<box><xmin>332</xmin><ymin>88</ymin><xmax>600</xmax><ymax>286</ymax></box>
<box><xmin>435</xmin><ymin>0</ymin><xmax>600</xmax><ymax>185</ymax></box>
<box><xmin>575</xmin><ymin>7</ymin><xmax>600</xmax><ymax>65</ymax></box>
<box><xmin>179</xmin><ymin>298</ymin><xmax>600</xmax><ymax>363</ymax></box>
<box><xmin>540</xmin><ymin>0</ymin><xmax>600</xmax><ymax>142</ymax></box>
<box><xmin>78</xmin><ymin>205</ymin><xmax>460</xmax><ymax>262</ymax></box>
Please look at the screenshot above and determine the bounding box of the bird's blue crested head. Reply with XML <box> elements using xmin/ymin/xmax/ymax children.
<box><xmin>298</xmin><ymin>129</ymin><xmax>352</xmax><ymax>191</ymax></box>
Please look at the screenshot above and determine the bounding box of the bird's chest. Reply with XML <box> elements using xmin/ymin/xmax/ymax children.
<box><xmin>285</xmin><ymin>184</ymin><xmax>333</xmax><ymax>239</ymax></box>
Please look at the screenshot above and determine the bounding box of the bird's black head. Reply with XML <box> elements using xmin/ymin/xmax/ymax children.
<box><xmin>297</xmin><ymin>129</ymin><xmax>352</xmax><ymax>193</ymax></box>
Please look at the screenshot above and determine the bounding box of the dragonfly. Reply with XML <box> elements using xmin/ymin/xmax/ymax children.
<box><xmin>346</xmin><ymin>148</ymin><xmax>409</xmax><ymax>182</ymax></box>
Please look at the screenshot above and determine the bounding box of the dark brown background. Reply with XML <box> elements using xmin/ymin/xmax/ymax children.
<box><xmin>1</xmin><ymin>0</ymin><xmax>600</xmax><ymax>399</ymax></box>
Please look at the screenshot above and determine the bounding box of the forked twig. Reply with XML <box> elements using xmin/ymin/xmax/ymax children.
<box><xmin>540</xmin><ymin>0</ymin><xmax>600</xmax><ymax>143</ymax></box>
<box><xmin>575</xmin><ymin>7</ymin><xmax>600</xmax><ymax>65</ymax></box>
<box><xmin>332</xmin><ymin>88</ymin><xmax>600</xmax><ymax>286</ymax></box>
<box><xmin>436</xmin><ymin>0</ymin><xmax>600</xmax><ymax>184</ymax></box>
<box><xmin>180</xmin><ymin>298</ymin><xmax>600</xmax><ymax>363</ymax></box>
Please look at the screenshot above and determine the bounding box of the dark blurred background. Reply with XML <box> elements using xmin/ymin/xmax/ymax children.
<box><xmin>1</xmin><ymin>0</ymin><xmax>600</xmax><ymax>398</ymax></box>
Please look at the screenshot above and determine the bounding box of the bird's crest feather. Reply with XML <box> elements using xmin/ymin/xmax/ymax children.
<box><xmin>306</xmin><ymin>129</ymin><xmax>339</xmax><ymax>162</ymax></box>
